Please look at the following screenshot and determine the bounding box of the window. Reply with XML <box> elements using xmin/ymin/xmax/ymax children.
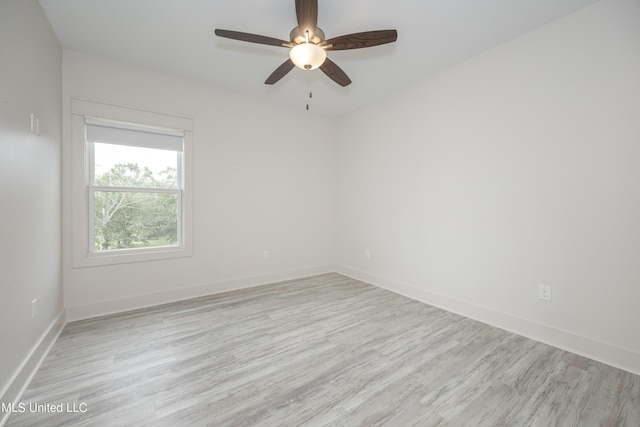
<box><xmin>87</xmin><ymin>118</ymin><xmax>183</xmax><ymax>252</ymax></box>
<box><xmin>71</xmin><ymin>100</ymin><xmax>192</xmax><ymax>267</ymax></box>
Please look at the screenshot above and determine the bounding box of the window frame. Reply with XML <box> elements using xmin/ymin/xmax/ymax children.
<box><xmin>71</xmin><ymin>99</ymin><xmax>193</xmax><ymax>268</ymax></box>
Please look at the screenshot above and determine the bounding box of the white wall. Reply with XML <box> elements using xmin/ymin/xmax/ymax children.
<box><xmin>62</xmin><ymin>51</ymin><xmax>337</xmax><ymax>319</ymax></box>
<box><xmin>0</xmin><ymin>0</ymin><xmax>64</xmax><ymax>407</ymax></box>
<box><xmin>336</xmin><ymin>0</ymin><xmax>640</xmax><ymax>374</ymax></box>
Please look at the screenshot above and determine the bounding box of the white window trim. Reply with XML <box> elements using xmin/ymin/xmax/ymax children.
<box><xmin>71</xmin><ymin>99</ymin><xmax>193</xmax><ymax>268</ymax></box>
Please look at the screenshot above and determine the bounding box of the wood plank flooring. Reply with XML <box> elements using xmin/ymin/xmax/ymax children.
<box><xmin>5</xmin><ymin>273</ymin><xmax>640</xmax><ymax>426</ymax></box>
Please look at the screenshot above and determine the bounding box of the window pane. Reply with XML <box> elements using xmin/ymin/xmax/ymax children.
<box><xmin>93</xmin><ymin>191</ymin><xmax>178</xmax><ymax>251</ymax></box>
<box><xmin>94</xmin><ymin>143</ymin><xmax>178</xmax><ymax>188</ymax></box>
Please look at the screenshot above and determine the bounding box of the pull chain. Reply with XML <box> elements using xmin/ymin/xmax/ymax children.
<box><xmin>306</xmin><ymin>70</ymin><xmax>313</xmax><ymax>111</ymax></box>
<box><xmin>303</xmin><ymin>30</ymin><xmax>314</xmax><ymax>111</ymax></box>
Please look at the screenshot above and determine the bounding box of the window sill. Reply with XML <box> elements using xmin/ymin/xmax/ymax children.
<box><xmin>72</xmin><ymin>245</ymin><xmax>192</xmax><ymax>268</ymax></box>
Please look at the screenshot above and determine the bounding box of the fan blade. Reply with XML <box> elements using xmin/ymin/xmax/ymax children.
<box><xmin>215</xmin><ymin>29</ymin><xmax>289</xmax><ymax>47</ymax></box>
<box><xmin>322</xmin><ymin>30</ymin><xmax>398</xmax><ymax>51</ymax></box>
<box><xmin>295</xmin><ymin>0</ymin><xmax>318</xmax><ymax>38</ymax></box>
<box><xmin>265</xmin><ymin>59</ymin><xmax>296</xmax><ymax>85</ymax></box>
<box><xmin>320</xmin><ymin>58</ymin><xmax>352</xmax><ymax>87</ymax></box>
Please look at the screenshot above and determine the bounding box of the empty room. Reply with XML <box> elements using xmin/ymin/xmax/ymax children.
<box><xmin>1</xmin><ymin>0</ymin><xmax>639</xmax><ymax>425</ymax></box>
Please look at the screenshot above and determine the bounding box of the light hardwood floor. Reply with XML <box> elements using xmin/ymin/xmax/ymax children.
<box><xmin>5</xmin><ymin>273</ymin><xmax>640</xmax><ymax>426</ymax></box>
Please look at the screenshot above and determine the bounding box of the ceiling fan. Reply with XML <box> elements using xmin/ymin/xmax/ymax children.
<box><xmin>215</xmin><ymin>0</ymin><xmax>398</xmax><ymax>87</ymax></box>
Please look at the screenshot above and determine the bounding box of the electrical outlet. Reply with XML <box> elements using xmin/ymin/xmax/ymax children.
<box><xmin>538</xmin><ymin>285</ymin><xmax>552</xmax><ymax>302</ymax></box>
<box><xmin>365</xmin><ymin>249</ymin><xmax>370</xmax><ymax>259</ymax></box>
<box><xmin>31</xmin><ymin>298</ymin><xmax>38</xmax><ymax>319</ymax></box>
<box><xmin>263</xmin><ymin>250</ymin><xmax>270</xmax><ymax>260</ymax></box>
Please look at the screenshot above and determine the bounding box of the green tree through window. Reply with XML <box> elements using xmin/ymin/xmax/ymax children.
<box><xmin>93</xmin><ymin>163</ymin><xmax>178</xmax><ymax>250</ymax></box>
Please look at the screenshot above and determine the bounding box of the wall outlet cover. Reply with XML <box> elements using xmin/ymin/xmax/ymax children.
<box><xmin>538</xmin><ymin>285</ymin><xmax>552</xmax><ymax>302</ymax></box>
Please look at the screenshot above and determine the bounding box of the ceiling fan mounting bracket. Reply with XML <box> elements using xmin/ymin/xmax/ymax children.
<box><xmin>290</xmin><ymin>27</ymin><xmax>325</xmax><ymax>45</ymax></box>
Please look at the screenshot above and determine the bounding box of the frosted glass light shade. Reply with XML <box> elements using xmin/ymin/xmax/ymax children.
<box><xmin>289</xmin><ymin>43</ymin><xmax>327</xmax><ymax>70</ymax></box>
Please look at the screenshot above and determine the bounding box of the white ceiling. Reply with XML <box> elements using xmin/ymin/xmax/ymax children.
<box><xmin>39</xmin><ymin>0</ymin><xmax>600</xmax><ymax>116</ymax></box>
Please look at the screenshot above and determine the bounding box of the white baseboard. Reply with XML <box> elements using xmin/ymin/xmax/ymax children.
<box><xmin>335</xmin><ymin>265</ymin><xmax>640</xmax><ymax>376</ymax></box>
<box><xmin>65</xmin><ymin>264</ymin><xmax>336</xmax><ymax>322</ymax></box>
<box><xmin>0</xmin><ymin>310</ymin><xmax>66</xmax><ymax>427</ymax></box>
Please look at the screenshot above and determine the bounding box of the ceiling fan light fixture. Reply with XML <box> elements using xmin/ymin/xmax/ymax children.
<box><xmin>215</xmin><ymin>0</ymin><xmax>397</xmax><ymax>86</ymax></box>
<box><xmin>289</xmin><ymin>43</ymin><xmax>326</xmax><ymax>70</ymax></box>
